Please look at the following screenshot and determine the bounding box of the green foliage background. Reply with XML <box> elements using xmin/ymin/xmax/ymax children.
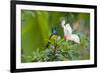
<box><xmin>21</xmin><ymin>10</ymin><xmax>90</xmax><ymax>62</ymax></box>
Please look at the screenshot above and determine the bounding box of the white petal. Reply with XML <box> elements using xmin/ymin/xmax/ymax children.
<box><xmin>63</xmin><ymin>24</ymin><xmax>72</xmax><ymax>38</ymax></box>
<box><xmin>61</xmin><ymin>20</ymin><xmax>65</xmax><ymax>28</ymax></box>
<box><xmin>70</xmin><ymin>34</ymin><xmax>80</xmax><ymax>44</ymax></box>
<box><xmin>64</xmin><ymin>27</ymin><xmax>68</xmax><ymax>35</ymax></box>
<box><xmin>65</xmin><ymin>24</ymin><xmax>72</xmax><ymax>35</ymax></box>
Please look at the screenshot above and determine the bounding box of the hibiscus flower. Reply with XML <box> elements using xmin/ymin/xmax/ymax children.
<box><xmin>61</xmin><ymin>20</ymin><xmax>80</xmax><ymax>44</ymax></box>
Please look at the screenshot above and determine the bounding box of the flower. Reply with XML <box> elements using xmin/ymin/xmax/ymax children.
<box><xmin>61</xmin><ymin>20</ymin><xmax>80</xmax><ymax>44</ymax></box>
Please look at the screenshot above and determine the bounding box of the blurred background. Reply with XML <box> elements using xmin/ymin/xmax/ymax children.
<box><xmin>21</xmin><ymin>10</ymin><xmax>90</xmax><ymax>62</ymax></box>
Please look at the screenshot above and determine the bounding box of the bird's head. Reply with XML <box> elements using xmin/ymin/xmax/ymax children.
<box><xmin>52</xmin><ymin>27</ymin><xmax>57</xmax><ymax>35</ymax></box>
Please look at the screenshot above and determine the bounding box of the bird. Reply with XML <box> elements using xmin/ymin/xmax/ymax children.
<box><xmin>46</xmin><ymin>27</ymin><xmax>58</xmax><ymax>48</ymax></box>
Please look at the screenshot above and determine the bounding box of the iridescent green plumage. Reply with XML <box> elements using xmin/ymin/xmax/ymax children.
<box><xmin>46</xmin><ymin>27</ymin><xmax>57</xmax><ymax>48</ymax></box>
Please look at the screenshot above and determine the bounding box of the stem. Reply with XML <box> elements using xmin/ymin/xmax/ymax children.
<box><xmin>54</xmin><ymin>42</ymin><xmax>57</xmax><ymax>56</ymax></box>
<box><xmin>52</xmin><ymin>40</ymin><xmax>57</xmax><ymax>61</ymax></box>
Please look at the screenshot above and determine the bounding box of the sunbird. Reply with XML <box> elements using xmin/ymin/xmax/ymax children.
<box><xmin>46</xmin><ymin>27</ymin><xmax>58</xmax><ymax>48</ymax></box>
